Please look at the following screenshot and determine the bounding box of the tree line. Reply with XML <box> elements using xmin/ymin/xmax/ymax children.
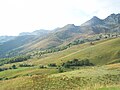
<box><xmin>62</xmin><ymin>59</ymin><xmax>94</xmax><ymax>68</ymax></box>
<box><xmin>0</xmin><ymin>55</ymin><xmax>31</xmax><ymax>66</ymax></box>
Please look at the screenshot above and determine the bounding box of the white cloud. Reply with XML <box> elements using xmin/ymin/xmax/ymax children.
<box><xmin>0</xmin><ymin>0</ymin><xmax>120</xmax><ymax>36</ymax></box>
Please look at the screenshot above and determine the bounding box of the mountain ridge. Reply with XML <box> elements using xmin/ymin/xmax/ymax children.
<box><xmin>19</xmin><ymin>29</ymin><xmax>50</xmax><ymax>36</ymax></box>
<box><xmin>0</xmin><ymin>13</ymin><xmax>120</xmax><ymax>57</ymax></box>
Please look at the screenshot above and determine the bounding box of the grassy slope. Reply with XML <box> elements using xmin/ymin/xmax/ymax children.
<box><xmin>2</xmin><ymin>37</ymin><xmax>120</xmax><ymax>68</ymax></box>
<box><xmin>0</xmin><ymin>38</ymin><xmax>120</xmax><ymax>90</ymax></box>
<box><xmin>0</xmin><ymin>38</ymin><xmax>120</xmax><ymax>70</ymax></box>
<box><xmin>25</xmin><ymin>38</ymin><xmax>120</xmax><ymax>66</ymax></box>
<box><xmin>0</xmin><ymin>67</ymin><xmax>58</xmax><ymax>79</ymax></box>
<box><xmin>0</xmin><ymin>63</ymin><xmax>120</xmax><ymax>90</ymax></box>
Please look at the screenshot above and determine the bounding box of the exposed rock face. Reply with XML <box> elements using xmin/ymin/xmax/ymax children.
<box><xmin>80</xmin><ymin>13</ymin><xmax>120</xmax><ymax>34</ymax></box>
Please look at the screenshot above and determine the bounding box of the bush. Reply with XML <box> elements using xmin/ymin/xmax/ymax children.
<box><xmin>62</xmin><ymin>63</ymin><xmax>70</xmax><ymax>68</ymax></box>
<box><xmin>0</xmin><ymin>55</ymin><xmax>31</xmax><ymax>65</ymax></box>
<box><xmin>12</xmin><ymin>65</ymin><xmax>17</xmax><ymax>69</ymax></box>
<box><xmin>48</xmin><ymin>63</ymin><xmax>57</xmax><ymax>67</ymax></box>
<box><xmin>62</xmin><ymin>59</ymin><xmax>94</xmax><ymax>68</ymax></box>
<box><xmin>39</xmin><ymin>65</ymin><xmax>47</xmax><ymax>68</ymax></box>
<box><xmin>0</xmin><ymin>68</ymin><xmax>4</xmax><ymax>72</ymax></box>
<box><xmin>58</xmin><ymin>67</ymin><xmax>63</xmax><ymax>73</ymax></box>
<box><xmin>0</xmin><ymin>78</ymin><xmax>3</xmax><ymax>80</ymax></box>
<box><xmin>19</xmin><ymin>64</ymin><xmax>34</xmax><ymax>67</ymax></box>
<box><xmin>0</xmin><ymin>67</ymin><xmax>9</xmax><ymax>72</ymax></box>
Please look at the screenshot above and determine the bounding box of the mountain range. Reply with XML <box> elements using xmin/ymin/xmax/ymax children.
<box><xmin>0</xmin><ymin>13</ymin><xmax>120</xmax><ymax>58</ymax></box>
<box><xmin>0</xmin><ymin>36</ymin><xmax>15</xmax><ymax>44</ymax></box>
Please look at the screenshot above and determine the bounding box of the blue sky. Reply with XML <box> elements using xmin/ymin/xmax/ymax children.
<box><xmin>0</xmin><ymin>0</ymin><xmax>120</xmax><ymax>36</ymax></box>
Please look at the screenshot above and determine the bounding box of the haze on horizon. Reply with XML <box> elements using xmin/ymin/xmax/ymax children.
<box><xmin>0</xmin><ymin>0</ymin><xmax>119</xmax><ymax>36</ymax></box>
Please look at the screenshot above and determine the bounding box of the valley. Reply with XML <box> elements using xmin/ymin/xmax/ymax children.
<box><xmin>0</xmin><ymin>13</ymin><xmax>120</xmax><ymax>90</ymax></box>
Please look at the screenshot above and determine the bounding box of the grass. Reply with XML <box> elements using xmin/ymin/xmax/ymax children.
<box><xmin>27</xmin><ymin>37</ymin><xmax>120</xmax><ymax>66</ymax></box>
<box><xmin>0</xmin><ymin>63</ymin><xmax>120</xmax><ymax>90</ymax></box>
<box><xmin>1</xmin><ymin>38</ymin><xmax>120</xmax><ymax>68</ymax></box>
<box><xmin>0</xmin><ymin>67</ymin><xmax>58</xmax><ymax>79</ymax></box>
<box><xmin>98</xmin><ymin>86</ymin><xmax>120</xmax><ymax>90</ymax></box>
<box><xmin>0</xmin><ymin>38</ymin><xmax>120</xmax><ymax>90</ymax></box>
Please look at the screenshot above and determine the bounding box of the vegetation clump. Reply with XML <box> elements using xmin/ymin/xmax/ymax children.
<box><xmin>62</xmin><ymin>58</ymin><xmax>94</xmax><ymax>68</ymax></box>
<box><xmin>58</xmin><ymin>66</ymin><xmax>64</xmax><ymax>73</ymax></box>
<box><xmin>0</xmin><ymin>68</ymin><xmax>8</xmax><ymax>72</ymax></box>
<box><xmin>48</xmin><ymin>63</ymin><xmax>57</xmax><ymax>67</ymax></box>
<box><xmin>39</xmin><ymin>65</ymin><xmax>47</xmax><ymax>68</ymax></box>
<box><xmin>11</xmin><ymin>65</ymin><xmax>17</xmax><ymax>69</ymax></box>
<box><xmin>0</xmin><ymin>55</ymin><xmax>31</xmax><ymax>66</ymax></box>
<box><xmin>19</xmin><ymin>64</ymin><xmax>34</xmax><ymax>67</ymax></box>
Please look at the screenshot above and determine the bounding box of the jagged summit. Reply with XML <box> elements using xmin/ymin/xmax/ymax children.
<box><xmin>91</xmin><ymin>16</ymin><xmax>100</xmax><ymax>20</ymax></box>
<box><xmin>81</xmin><ymin>16</ymin><xmax>103</xmax><ymax>26</ymax></box>
<box><xmin>104</xmin><ymin>13</ymin><xmax>120</xmax><ymax>24</ymax></box>
<box><xmin>63</xmin><ymin>24</ymin><xmax>76</xmax><ymax>29</ymax></box>
<box><xmin>80</xmin><ymin>13</ymin><xmax>120</xmax><ymax>34</ymax></box>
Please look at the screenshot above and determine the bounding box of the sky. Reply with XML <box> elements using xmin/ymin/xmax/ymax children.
<box><xmin>0</xmin><ymin>0</ymin><xmax>120</xmax><ymax>36</ymax></box>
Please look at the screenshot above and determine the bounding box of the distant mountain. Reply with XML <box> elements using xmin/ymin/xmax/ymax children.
<box><xmin>0</xmin><ymin>30</ymin><xmax>50</xmax><ymax>57</ymax></box>
<box><xmin>21</xmin><ymin>24</ymin><xmax>82</xmax><ymax>51</ymax></box>
<box><xmin>19</xmin><ymin>29</ymin><xmax>50</xmax><ymax>36</ymax></box>
<box><xmin>0</xmin><ymin>13</ymin><xmax>120</xmax><ymax>58</ymax></box>
<box><xmin>81</xmin><ymin>16</ymin><xmax>104</xmax><ymax>26</ymax></box>
<box><xmin>0</xmin><ymin>35</ymin><xmax>38</xmax><ymax>57</ymax></box>
<box><xmin>20</xmin><ymin>13</ymin><xmax>120</xmax><ymax>51</ymax></box>
<box><xmin>54</xmin><ymin>24</ymin><xmax>81</xmax><ymax>40</ymax></box>
<box><xmin>0</xmin><ymin>36</ymin><xmax>15</xmax><ymax>44</ymax></box>
<box><xmin>19</xmin><ymin>32</ymin><xmax>31</xmax><ymax>36</ymax></box>
<box><xmin>104</xmin><ymin>13</ymin><xmax>120</xmax><ymax>24</ymax></box>
<box><xmin>80</xmin><ymin>13</ymin><xmax>120</xmax><ymax>34</ymax></box>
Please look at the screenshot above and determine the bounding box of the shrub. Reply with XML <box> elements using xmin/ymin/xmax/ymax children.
<box><xmin>48</xmin><ymin>63</ymin><xmax>57</xmax><ymax>67</ymax></box>
<box><xmin>0</xmin><ymin>68</ymin><xmax>9</xmax><ymax>72</ymax></box>
<box><xmin>58</xmin><ymin>67</ymin><xmax>63</xmax><ymax>73</ymax></box>
<box><xmin>0</xmin><ymin>55</ymin><xmax>31</xmax><ymax>65</ymax></box>
<box><xmin>19</xmin><ymin>64</ymin><xmax>34</xmax><ymax>67</ymax></box>
<box><xmin>0</xmin><ymin>68</ymin><xmax>4</xmax><ymax>72</ymax></box>
<box><xmin>39</xmin><ymin>65</ymin><xmax>47</xmax><ymax>68</ymax></box>
<box><xmin>62</xmin><ymin>59</ymin><xmax>94</xmax><ymax>68</ymax></box>
<box><xmin>0</xmin><ymin>78</ymin><xmax>3</xmax><ymax>80</ymax></box>
<box><xmin>12</xmin><ymin>65</ymin><xmax>17</xmax><ymax>69</ymax></box>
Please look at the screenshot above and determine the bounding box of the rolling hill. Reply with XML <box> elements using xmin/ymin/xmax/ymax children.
<box><xmin>0</xmin><ymin>63</ymin><xmax>120</xmax><ymax>90</ymax></box>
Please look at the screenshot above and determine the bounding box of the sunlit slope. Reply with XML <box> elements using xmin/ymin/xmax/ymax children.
<box><xmin>0</xmin><ymin>63</ymin><xmax>120</xmax><ymax>90</ymax></box>
<box><xmin>31</xmin><ymin>38</ymin><xmax>120</xmax><ymax>65</ymax></box>
<box><xmin>0</xmin><ymin>67</ymin><xmax>58</xmax><ymax>79</ymax></box>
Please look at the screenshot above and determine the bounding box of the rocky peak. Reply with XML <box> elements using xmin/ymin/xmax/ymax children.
<box><xmin>81</xmin><ymin>16</ymin><xmax>103</xmax><ymax>26</ymax></box>
<box><xmin>63</xmin><ymin>24</ymin><xmax>76</xmax><ymax>29</ymax></box>
<box><xmin>91</xmin><ymin>16</ymin><xmax>100</xmax><ymax>20</ymax></box>
<box><xmin>104</xmin><ymin>13</ymin><xmax>120</xmax><ymax>24</ymax></box>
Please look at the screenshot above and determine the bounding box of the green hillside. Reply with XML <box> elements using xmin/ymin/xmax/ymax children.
<box><xmin>0</xmin><ymin>37</ymin><xmax>120</xmax><ymax>90</ymax></box>
<box><xmin>0</xmin><ymin>63</ymin><xmax>120</xmax><ymax>90</ymax></box>
<box><xmin>1</xmin><ymin>37</ymin><xmax>119</xmax><ymax>68</ymax></box>
<box><xmin>25</xmin><ymin>37</ymin><xmax>120</xmax><ymax>66</ymax></box>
